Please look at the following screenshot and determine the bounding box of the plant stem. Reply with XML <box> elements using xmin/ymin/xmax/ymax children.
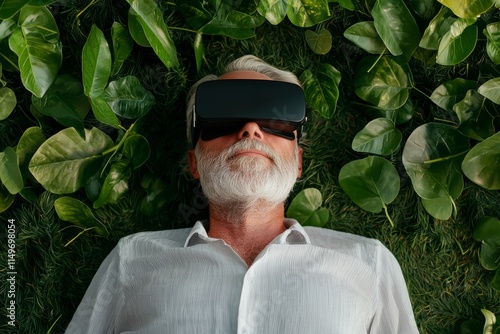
<box><xmin>46</xmin><ymin>314</ymin><xmax>62</xmax><ymax>334</ymax></box>
<box><xmin>75</xmin><ymin>0</ymin><xmax>97</xmax><ymax>26</ymax></box>
<box><xmin>423</xmin><ymin>149</ymin><xmax>470</xmax><ymax>164</ymax></box>
<box><xmin>411</xmin><ymin>85</ymin><xmax>430</xmax><ymax>100</ymax></box>
<box><xmin>101</xmin><ymin>122</ymin><xmax>136</xmax><ymax>176</ymax></box>
<box><xmin>167</xmin><ymin>26</ymin><xmax>198</xmax><ymax>34</ymax></box>
<box><xmin>367</xmin><ymin>49</ymin><xmax>386</xmax><ymax>73</ymax></box>
<box><xmin>64</xmin><ymin>228</ymin><xmax>94</xmax><ymax>247</ymax></box>
<box><xmin>383</xmin><ymin>204</ymin><xmax>395</xmax><ymax>228</ymax></box>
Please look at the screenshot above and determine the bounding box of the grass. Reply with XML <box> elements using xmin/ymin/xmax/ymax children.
<box><xmin>1</xmin><ymin>1</ymin><xmax>500</xmax><ymax>333</ymax></box>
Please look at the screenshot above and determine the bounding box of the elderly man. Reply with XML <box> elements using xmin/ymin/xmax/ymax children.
<box><xmin>66</xmin><ymin>55</ymin><xmax>419</xmax><ymax>333</ymax></box>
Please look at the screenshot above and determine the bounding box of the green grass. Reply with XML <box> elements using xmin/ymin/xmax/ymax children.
<box><xmin>1</xmin><ymin>2</ymin><xmax>500</xmax><ymax>333</ymax></box>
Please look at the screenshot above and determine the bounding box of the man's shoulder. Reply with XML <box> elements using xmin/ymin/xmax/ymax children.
<box><xmin>118</xmin><ymin>227</ymin><xmax>193</xmax><ymax>248</ymax></box>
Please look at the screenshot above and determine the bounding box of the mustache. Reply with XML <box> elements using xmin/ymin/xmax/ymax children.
<box><xmin>224</xmin><ymin>139</ymin><xmax>278</xmax><ymax>162</ymax></box>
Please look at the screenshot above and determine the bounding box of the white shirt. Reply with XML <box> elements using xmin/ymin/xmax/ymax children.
<box><xmin>66</xmin><ymin>219</ymin><xmax>419</xmax><ymax>333</ymax></box>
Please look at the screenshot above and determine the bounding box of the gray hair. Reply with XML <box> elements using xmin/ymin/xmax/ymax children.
<box><xmin>185</xmin><ymin>55</ymin><xmax>301</xmax><ymax>147</ymax></box>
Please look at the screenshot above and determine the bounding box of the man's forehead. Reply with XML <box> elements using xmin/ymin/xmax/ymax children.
<box><xmin>218</xmin><ymin>70</ymin><xmax>272</xmax><ymax>81</ymax></box>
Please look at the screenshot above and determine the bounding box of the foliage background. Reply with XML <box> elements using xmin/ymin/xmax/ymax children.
<box><xmin>1</xmin><ymin>0</ymin><xmax>500</xmax><ymax>333</ymax></box>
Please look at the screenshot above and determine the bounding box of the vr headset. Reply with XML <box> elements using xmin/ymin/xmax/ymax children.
<box><xmin>192</xmin><ymin>79</ymin><xmax>307</xmax><ymax>147</ymax></box>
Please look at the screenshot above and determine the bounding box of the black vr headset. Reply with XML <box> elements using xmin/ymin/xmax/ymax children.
<box><xmin>192</xmin><ymin>79</ymin><xmax>307</xmax><ymax>147</ymax></box>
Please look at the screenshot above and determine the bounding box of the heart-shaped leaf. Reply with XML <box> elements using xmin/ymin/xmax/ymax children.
<box><xmin>123</xmin><ymin>134</ymin><xmax>151</xmax><ymax>168</ymax></box>
<box><xmin>0</xmin><ymin>87</ymin><xmax>16</xmax><ymax>120</ymax></box>
<box><xmin>93</xmin><ymin>160</ymin><xmax>132</xmax><ymax>209</ymax></box>
<box><xmin>305</xmin><ymin>28</ymin><xmax>332</xmax><ymax>55</ymax></box>
<box><xmin>127</xmin><ymin>0</ymin><xmax>179</xmax><ymax>68</ymax></box>
<box><xmin>339</xmin><ymin>156</ymin><xmax>400</xmax><ymax>226</ymax></box>
<box><xmin>352</xmin><ymin>118</ymin><xmax>402</xmax><ymax>155</ymax></box>
<box><xmin>287</xmin><ymin>0</ymin><xmax>330</xmax><ymax>28</ymax></box>
<box><xmin>462</xmin><ymin>131</ymin><xmax>500</xmax><ymax>190</ymax></box>
<box><xmin>286</xmin><ymin>188</ymin><xmax>329</xmax><ymax>227</ymax></box>
<box><xmin>257</xmin><ymin>0</ymin><xmax>287</xmax><ymax>25</ymax></box>
<box><xmin>111</xmin><ymin>22</ymin><xmax>134</xmax><ymax>76</ymax></box>
<box><xmin>479</xmin><ymin>242</ymin><xmax>500</xmax><ymax>270</ymax></box>
<box><xmin>354</xmin><ymin>56</ymin><xmax>410</xmax><ymax>110</ymax></box>
<box><xmin>0</xmin><ymin>147</ymin><xmax>23</xmax><ymax>194</ymax></box>
<box><xmin>473</xmin><ymin>216</ymin><xmax>500</xmax><ymax>244</ymax></box>
<box><xmin>430</xmin><ymin>78</ymin><xmax>476</xmax><ymax>112</ymax></box>
<box><xmin>101</xmin><ymin>76</ymin><xmax>155</xmax><ymax>119</ymax></box>
<box><xmin>478</xmin><ymin>77</ymin><xmax>500</xmax><ymax>104</ymax></box>
<box><xmin>343</xmin><ymin>21</ymin><xmax>387</xmax><ymax>54</ymax></box>
<box><xmin>484</xmin><ymin>22</ymin><xmax>500</xmax><ymax>64</ymax></box>
<box><xmin>54</xmin><ymin>197</ymin><xmax>108</xmax><ymax>236</ymax></box>
<box><xmin>16</xmin><ymin>126</ymin><xmax>45</xmax><ymax>182</ymax></box>
<box><xmin>29</xmin><ymin>127</ymin><xmax>113</xmax><ymax>194</ymax></box>
<box><xmin>437</xmin><ymin>18</ymin><xmax>478</xmax><ymax>65</ymax></box>
<box><xmin>419</xmin><ymin>7</ymin><xmax>454</xmax><ymax>50</ymax></box>
<box><xmin>90</xmin><ymin>96</ymin><xmax>120</xmax><ymax>129</ymax></box>
<box><xmin>82</xmin><ymin>24</ymin><xmax>111</xmax><ymax>99</ymax></box>
<box><xmin>453</xmin><ymin>90</ymin><xmax>495</xmax><ymax>141</ymax></box>
<box><xmin>300</xmin><ymin>63</ymin><xmax>341</xmax><ymax>119</ymax></box>
<box><xmin>372</xmin><ymin>0</ymin><xmax>420</xmax><ymax>62</ymax></box>
<box><xmin>437</xmin><ymin>0</ymin><xmax>495</xmax><ymax>18</ymax></box>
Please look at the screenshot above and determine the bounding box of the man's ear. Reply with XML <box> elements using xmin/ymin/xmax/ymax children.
<box><xmin>187</xmin><ymin>149</ymin><xmax>200</xmax><ymax>179</ymax></box>
<box><xmin>297</xmin><ymin>146</ymin><xmax>303</xmax><ymax>178</ymax></box>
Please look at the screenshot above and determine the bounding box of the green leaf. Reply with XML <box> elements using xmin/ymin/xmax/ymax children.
<box><xmin>93</xmin><ymin>160</ymin><xmax>132</xmax><ymax>209</ymax></box>
<box><xmin>305</xmin><ymin>28</ymin><xmax>332</xmax><ymax>55</ymax></box>
<box><xmin>286</xmin><ymin>188</ymin><xmax>329</xmax><ymax>227</ymax></box>
<box><xmin>479</xmin><ymin>77</ymin><xmax>500</xmax><ymax>104</ymax></box>
<box><xmin>492</xmin><ymin>269</ymin><xmax>500</xmax><ymax>291</ymax></box>
<box><xmin>0</xmin><ymin>185</ymin><xmax>15</xmax><ymax>213</ymax></box>
<box><xmin>419</xmin><ymin>7</ymin><xmax>454</xmax><ymax>50</ymax></box>
<box><xmin>101</xmin><ymin>76</ymin><xmax>155</xmax><ymax>119</ymax></box>
<box><xmin>128</xmin><ymin>8</ymin><xmax>151</xmax><ymax>47</ymax></box>
<box><xmin>257</xmin><ymin>0</ymin><xmax>287</xmax><ymax>25</ymax></box>
<box><xmin>123</xmin><ymin>134</ymin><xmax>150</xmax><ymax>168</ymax></box>
<box><xmin>200</xmin><ymin>10</ymin><xmax>265</xmax><ymax>39</ymax></box>
<box><xmin>0</xmin><ymin>87</ymin><xmax>16</xmax><ymax>120</ymax></box>
<box><xmin>193</xmin><ymin>32</ymin><xmax>204</xmax><ymax>72</ymax></box>
<box><xmin>421</xmin><ymin>197</ymin><xmax>455</xmax><ymax>221</ymax></box>
<box><xmin>430</xmin><ymin>78</ymin><xmax>476</xmax><ymax>112</ymax></box>
<box><xmin>0</xmin><ymin>147</ymin><xmax>23</xmax><ymax>194</ymax></box>
<box><xmin>140</xmin><ymin>173</ymin><xmax>173</xmax><ymax>216</ymax></box>
<box><xmin>16</xmin><ymin>126</ymin><xmax>45</xmax><ymax>166</ymax></box>
<box><xmin>300</xmin><ymin>63</ymin><xmax>341</xmax><ymax>119</ymax></box>
<box><xmin>437</xmin><ymin>0</ymin><xmax>495</xmax><ymax>18</ymax></box>
<box><xmin>54</xmin><ymin>197</ymin><xmax>108</xmax><ymax>236</ymax></box>
<box><xmin>334</xmin><ymin>0</ymin><xmax>355</xmax><ymax>11</ymax></box>
<box><xmin>453</xmin><ymin>90</ymin><xmax>495</xmax><ymax>141</ymax></box>
<box><xmin>8</xmin><ymin>7</ymin><xmax>62</xmax><ymax>98</ymax></box>
<box><xmin>0</xmin><ymin>18</ymin><xmax>18</xmax><ymax>41</ymax></box>
<box><xmin>473</xmin><ymin>216</ymin><xmax>500</xmax><ymax>243</ymax></box>
<box><xmin>408</xmin><ymin>0</ymin><xmax>441</xmax><ymax>20</ymax></box>
<box><xmin>354</xmin><ymin>56</ymin><xmax>410</xmax><ymax>109</ymax></box>
<box><xmin>484</xmin><ymin>22</ymin><xmax>500</xmax><ymax>64</ymax></box>
<box><xmin>364</xmin><ymin>100</ymin><xmax>416</xmax><ymax>125</ymax></box>
<box><xmin>90</xmin><ymin>96</ymin><xmax>120</xmax><ymax>128</ymax></box>
<box><xmin>29</xmin><ymin>127</ymin><xmax>114</xmax><ymax>194</ymax></box>
<box><xmin>462</xmin><ymin>131</ymin><xmax>500</xmax><ymax>190</ymax></box>
<box><xmin>339</xmin><ymin>156</ymin><xmax>400</xmax><ymax>214</ymax></box>
<box><xmin>479</xmin><ymin>242</ymin><xmax>500</xmax><ymax>270</ymax></box>
<box><xmin>111</xmin><ymin>22</ymin><xmax>134</xmax><ymax>76</ymax></box>
<box><xmin>126</xmin><ymin>0</ymin><xmax>179</xmax><ymax>68</ymax></box>
<box><xmin>402</xmin><ymin>123</ymin><xmax>469</xmax><ymax>219</ymax></box>
<box><xmin>436</xmin><ymin>18</ymin><xmax>478</xmax><ymax>65</ymax></box>
<box><xmin>372</xmin><ymin>0</ymin><xmax>420</xmax><ymax>63</ymax></box>
<box><xmin>343</xmin><ymin>21</ymin><xmax>387</xmax><ymax>55</ymax></box>
<box><xmin>0</xmin><ymin>0</ymin><xmax>30</xmax><ymax>19</ymax></box>
<box><xmin>31</xmin><ymin>74</ymin><xmax>90</xmax><ymax>137</ymax></box>
<box><xmin>287</xmin><ymin>0</ymin><xmax>330</xmax><ymax>27</ymax></box>
<box><xmin>82</xmin><ymin>24</ymin><xmax>111</xmax><ymax>99</ymax></box>
<box><xmin>352</xmin><ymin>118</ymin><xmax>402</xmax><ymax>155</ymax></box>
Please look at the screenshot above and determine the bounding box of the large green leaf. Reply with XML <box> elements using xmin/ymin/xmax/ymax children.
<box><xmin>343</xmin><ymin>21</ymin><xmax>387</xmax><ymax>55</ymax></box>
<box><xmin>408</xmin><ymin>0</ymin><xmax>440</xmax><ymax>20</ymax></box>
<box><xmin>430</xmin><ymin>78</ymin><xmax>476</xmax><ymax>112</ymax></box>
<box><xmin>54</xmin><ymin>197</ymin><xmax>108</xmax><ymax>236</ymax></box>
<box><xmin>484</xmin><ymin>22</ymin><xmax>500</xmax><ymax>64</ymax></box>
<box><xmin>479</xmin><ymin>242</ymin><xmax>500</xmax><ymax>270</ymax></box>
<box><xmin>419</xmin><ymin>7</ymin><xmax>454</xmax><ymax>50</ymax></box>
<box><xmin>0</xmin><ymin>87</ymin><xmax>16</xmax><ymax>120</ymax></box>
<box><xmin>354</xmin><ymin>56</ymin><xmax>410</xmax><ymax>110</ymax></box>
<box><xmin>437</xmin><ymin>0</ymin><xmax>495</xmax><ymax>18</ymax></box>
<box><xmin>29</xmin><ymin>127</ymin><xmax>114</xmax><ymax>194</ymax></box>
<box><xmin>200</xmin><ymin>10</ymin><xmax>265</xmax><ymax>39</ymax></box>
<box><xmin>82</xmin><ymin>24</ymin><xmax>111</xmax><ymax>99</ymax></box>
<box><xmin>339</xmin><ymin>156</ymin><xmax>400</xmax><ymax>225</ymax></box>
<box><xmin>123</xmin><ymin>134</ymin><xmax>151</xmax><ymax>168</ymax></box>
<box><xmin>287</xmin><ymin>0</ymin><xmax>330</xmax><ymax>28</ymax></box>
<box><xmin>372</xmin><ymin>0</ymin><xmax>420</xmax><ymax>62</ymax></box>
<box><xmin>0</xmin><ymin>0</ymin><xmax>29</xmax><ymax>19</ymax></box>
<box><xmin>0</xmin><ymin>18</ymin><xmax>17</xmax><ymax>40</ymax></box>
<box><xmin>16</xmin><ymin>126</ymin><xmax>45</xmax><ymax>182</ymax></box>
<box><xmin>31</xmin><ymin>74</ymin><xmax>90</xmax><ymax>137</ymax></box>
<box><xmin>90</xmin><ymin>96</ymin><xmax>120</xmax><ymax>129</ymax></box>
<box><xmin>453</xmin><ymin>90</ymin><xmax>495</xmax><ymax>141</ymax></box>
<box><xmin>286</xmin><ymin>188</ymin><xmax>329</xmax><ymax>227</ymax></box>
<box><xmin>436</xmin><ymin>18</ymin><xmax>478</xmax><ymax>65</ymax></box>
<box><xmin>93</xmin><ymin>160</ymin><xmax>132</xmax><ymax>209</ymax></box>
<box><xmin>8</xmin><ymin>6</ymin><xmax>62</xmax><ymax>98</ymax></box>
<box><xmin>127</xmin><ymin>8</ymin><xmax>151</xmax><ymax>47</ymax></box>
<box><xmin>305</xmin><ymin>28</ymin><xmax>332</xmax><ymax>55</ymax></box>
<box><xmin>257</xmin><ymin>0</ymin><xmax>287</xmax><ymax>25</ymax></box>
<box><xmin>300</xmin><ymin>63</ymin><xmax>341</xmax><ymax>119</ymax></box>
<box><xmin>473</xmin><ymin>216</ymin><xmax>500</xmax><ymax>244</ymax></box>
<box><xmin>352</xmin><ymin>118</ymin><xmax>402</xmax><ymax>155</ymax></box>
<box><xmin>127</xmin><ymin>0</ymin><xmax>179</xmax><ymax>68</ymax></box>
<box><xmin>101</xmin><ymin>76</ymin><xmax>155</xmax><ymax>119</ymax></box>
<box><xmin>111</xmin><ymin>22</ymin><xmax>134</xmax><ymax>76</ymax></box>
<box><xmin>462</xmin><ymin>131</ymin><xmax>500</xmax><ymax>190</ymax></box>
<box><xmin>402</xmin><ymin>123</ymin><xmax>469</xmax><ymax>219</ymax></box>
<box><xmin>479</xmin><ymin>77</ymin><xmax>500</xmax><ymax>104</ymax></box>
<box><xmin>0</xmin><ymin>147</ymin><xmax>23</xmax><ymax>194</ymax></box>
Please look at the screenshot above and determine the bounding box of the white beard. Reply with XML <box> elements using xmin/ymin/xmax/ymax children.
<box><xmin>195</xmin><ymin>138</ymin><xmax>299</xmax><ymax>212</ymax></box>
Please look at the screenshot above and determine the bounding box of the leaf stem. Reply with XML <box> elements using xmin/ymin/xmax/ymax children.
<box><xmin>410</xmin><ymin>85</ymin><xmax>430</xmax><ymax>99</ymax></box>
<box><xmin>75</xmin><ymin>0</ymin><xmax>97</xmax><ymax>26</ymax></box>
<box><xmin>423</xmin><ymin>149</ymin><xmax>470</xmax><ymax>164</ymax></box>
<box><xmin>46</xmin><ymin>314</ymin><xmax>62</xmax><ymax>334</ymax></box>
<box><xmin>0</xmin><ymin>51</ymin><xmax>20</xmax><ymax>71</ymax></box>
<box><xmin>64</xmin><ymin>227</ymin><xmax>94</xmax><ymax>247</ymax></box>
<box><xmin>167</xmin><ymin>26</ymin><xmax>198</xmax><ymax>34</ymax></box>
<box><xmin>100</xmin><ymin>122</ymin><xmax>136</xmax><ymax>176</ymax></box>
<box><xmin>367</xmin><ymin>49</ymin><xmax>386</xmax><ymax>73</ymax></box>
<box><xmin>383</xmin><ymin>204</ymin><xmax>395</xmax><ymax>228</ymax></box>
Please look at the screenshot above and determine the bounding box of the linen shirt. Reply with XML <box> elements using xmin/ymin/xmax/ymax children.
<box><xmin>66</xmin><ymin>219</ymin><xmax>419</xmax><ymax>333</ymax></box>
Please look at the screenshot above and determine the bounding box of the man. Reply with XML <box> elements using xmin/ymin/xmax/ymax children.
<box><xmin>66</xmin><ymin>55</ymin><xmax>419</xmax><ymax>333</ymax></box>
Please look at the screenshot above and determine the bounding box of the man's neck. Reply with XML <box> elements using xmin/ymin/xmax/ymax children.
<box><xmin>207</xmin><ymin>201</ymin><xmax>287</xmax><ymax>266</ymax></box>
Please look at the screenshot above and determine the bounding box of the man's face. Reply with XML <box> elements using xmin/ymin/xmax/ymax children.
<box><xmin>188</xmin><ymin>70</ymin><xmax>303</xmax><ymax>207</ymax></box>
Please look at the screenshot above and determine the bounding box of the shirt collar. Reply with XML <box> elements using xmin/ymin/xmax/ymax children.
<box><xmin>184</xmin><ymin>218</ymin><xmax>310</xmax><ymax>247</ymax></box>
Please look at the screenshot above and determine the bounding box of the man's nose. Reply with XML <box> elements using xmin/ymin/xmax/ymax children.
<box><xmin>237</xmin><ymin>122</ymin><xmax>264</xmax><ymax>140</ymax></box>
